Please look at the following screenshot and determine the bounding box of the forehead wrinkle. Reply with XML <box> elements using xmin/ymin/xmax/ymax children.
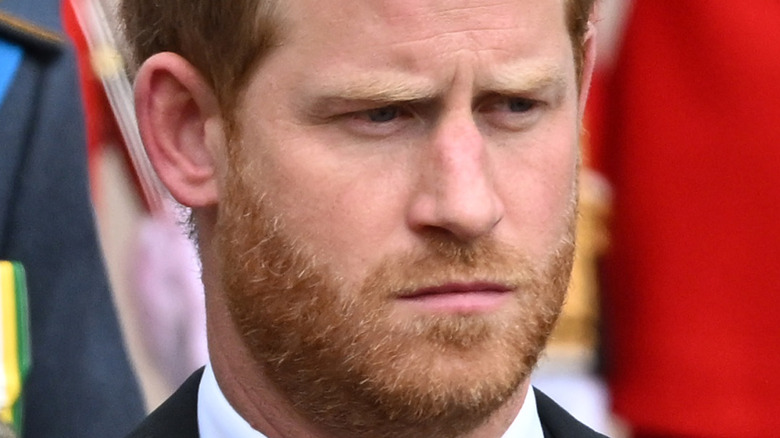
<box><xmin>377</xmin><ymin>0</ymin><xmax>536</xmax><ymax>28</ymax></box>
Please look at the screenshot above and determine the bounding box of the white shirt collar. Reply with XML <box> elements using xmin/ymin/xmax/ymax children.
<box><xmin>197</xmin><ymin>362</ymin><xmax>544</xmax><ymax>438</ymax></box>
<box><xmin>197</xmin><ymin>363</ymin><xmax>261</xmax><ymax>438</ymax></box>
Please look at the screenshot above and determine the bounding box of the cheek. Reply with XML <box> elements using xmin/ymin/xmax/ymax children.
<box><xmin>276</xmin><ymin>182</ymin><xmax>408</xmax><ymax>284</ymax></box>
<box><xmin>496</xmin><ymin>133</ymin><xmax>578</xmax><ymax>251</ymax></box>
<box><xmin>247</xmin><ymin>129</ymin><xmax>410</xmax><ymax>271</ymax></box>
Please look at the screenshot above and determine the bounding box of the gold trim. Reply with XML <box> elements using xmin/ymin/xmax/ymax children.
<box><xmin>0</xmin><ymin>10</ymin><xmax>64</xmax><ymax>47</ymax></box>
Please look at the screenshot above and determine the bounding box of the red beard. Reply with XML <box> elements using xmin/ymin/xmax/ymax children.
<box><xmin>215</xmin><ymin>156</ymin><xmax>575</xmax><ymax>438</ymax></box>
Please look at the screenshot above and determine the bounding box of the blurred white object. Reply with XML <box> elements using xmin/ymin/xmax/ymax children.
<box><xmin>132</xmin><ymin>206</ymin><xmax>207</xmax><ymax>388</ymax></box>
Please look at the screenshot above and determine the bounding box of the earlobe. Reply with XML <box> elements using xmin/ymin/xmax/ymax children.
<box><xmin>134</xmin><ymin>52</ymin><xmax>225</xmax><ymax>208</ymax></box>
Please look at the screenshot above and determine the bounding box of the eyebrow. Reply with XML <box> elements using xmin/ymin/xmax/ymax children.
<box><xmin>310</xmin><ymin>71</ymin><xmax>439</xmax><ymax>103</ymax></box>
<box><xmin>481</xmin><ymin>62</ymin><xmax>570</xmax><ymax>100</ymax></box>
<box><xmin>303</xmin><ymin>61</ymin><xmax>571</xmax><ymax>114</ymax></box>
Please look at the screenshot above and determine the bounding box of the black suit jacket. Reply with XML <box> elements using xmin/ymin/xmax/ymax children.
<box><xmin>127</xmin><ymin>368</ymin><xmax>608</xmax><ymax>438</ymax></box>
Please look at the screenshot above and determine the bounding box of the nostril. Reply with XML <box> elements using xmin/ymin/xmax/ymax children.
<box><xmin>407</xmin><ymin>188</ymin><xmax>504</xmax><ymax>242</ymax></box>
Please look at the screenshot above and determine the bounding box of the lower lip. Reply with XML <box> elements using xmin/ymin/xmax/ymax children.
<box><xmin>397</xmin><ymin>291</ymin><xmax>511</xmax><ymax>313</ymax></box>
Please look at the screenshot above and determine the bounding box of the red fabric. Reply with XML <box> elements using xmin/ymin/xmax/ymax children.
<box><xmin>597</xmin><ymin>2</ymin><xmax>780</xmax><ymax>437</ymax></box>
<box><xmin>62</xmin><ymin>0</ymin><xmax>149</xmax><ymax>211</ymax></box>
<box><xmin>62</xmin><ymin>0</ymin><xmax>114</xmax><ymax>202</ymax></box>
<box><xmin>583</xmin><ymin>67</ymin><xmax>609</xmax><ymax>172</ymax></box>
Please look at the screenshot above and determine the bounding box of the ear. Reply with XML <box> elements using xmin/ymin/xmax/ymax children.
<box><xmin>134</xmin><ymin>52</ymin><xmax>225</xmax><ymax>208</ymax></box>
<box><xmin>577</xmin><ymin>22</ymin><xmax>597</xmax><ymax>117</ymax></box>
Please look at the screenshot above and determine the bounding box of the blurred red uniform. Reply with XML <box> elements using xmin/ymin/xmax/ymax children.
<box><xmin>592</xmin><ymin>2</ymin><xmax>780</xmax><ymax>437</ymax></box>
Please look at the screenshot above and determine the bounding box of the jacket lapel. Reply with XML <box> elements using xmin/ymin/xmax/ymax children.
<box><xmin>534</xmin><ymin>387</ymin><xmax>608</xmax><ymax>438</ymax></box>
<box><xmin>126</xmin><ymin>368</ymin><xmax>204</xmax><ymax>438</ymax></box>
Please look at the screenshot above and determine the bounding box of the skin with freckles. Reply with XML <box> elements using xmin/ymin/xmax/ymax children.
<box><xmin>133</xmin><ymin>0</ymin><xmax>595</xmax><ymax>437</ymax></box>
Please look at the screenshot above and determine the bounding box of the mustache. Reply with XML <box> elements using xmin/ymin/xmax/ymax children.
<box><xmin>359</xmin><ymin>234</ymin><xmax>565</xmax><ymax>300</ymax></box>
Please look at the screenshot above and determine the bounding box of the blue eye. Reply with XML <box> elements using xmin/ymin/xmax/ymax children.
<box><xmin>341</xmin><ymin>104</ymin><xmax>414</xmax><ymax>137</ymax></box>
<box><xmin>508</xmin><ymin>98</ymin><xmax>535</xmax><ymax>112</ymax></box>
<box><xmin>365</xmin><ymin>106</ymin><xmax>400</xmax><ymax>122</ymax></box>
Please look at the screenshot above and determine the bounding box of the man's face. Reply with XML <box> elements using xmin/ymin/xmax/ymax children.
<box><xmin>215</xmin><ymin>0</ymin><xmax>583</xmax><ymax>436</ymax></box>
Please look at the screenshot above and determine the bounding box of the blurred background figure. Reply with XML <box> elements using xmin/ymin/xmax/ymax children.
<box><xmin>589</xmin><ymin>1</ymin><xmax>780</xmax><ymax>437</ymax></box>
<box><xmin>0</xmin><ymin>0</ymin><xmax>145</xmax><ymax>437</ymax></box>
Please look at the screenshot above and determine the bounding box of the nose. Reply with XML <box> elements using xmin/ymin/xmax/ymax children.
<box><xmin>406</xmin><ymin>112</ymin><xmax>505</xmax><ymax>242</ymax></box>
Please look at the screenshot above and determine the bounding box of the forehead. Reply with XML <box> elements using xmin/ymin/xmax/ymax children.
<box><xmin>286</xmin><ymin>0</ymin><xmax>565</xmax><ymax>34</ymax></box>
<box><xmin>277</xmin><ymin>0</ymin><xmax>572</xmax><ymax>70</ymax></box>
